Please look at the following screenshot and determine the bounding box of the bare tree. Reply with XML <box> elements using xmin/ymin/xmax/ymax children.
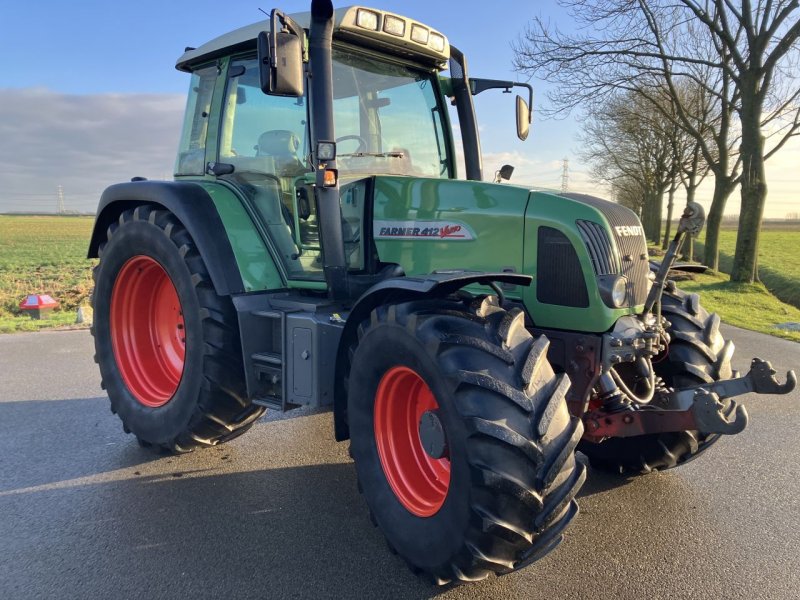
<box><xmin>581</xmin><ymin>91</ymin><xmax>674</xmax><ymax>242</ymax></box>
<box><xmin>513</xmin><ymin>0</ymin><xmax>800</xmax><ymax>281</ymax></box>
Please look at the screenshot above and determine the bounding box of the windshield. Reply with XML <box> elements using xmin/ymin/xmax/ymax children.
<box><xmin>332</xmin><ymin>48</ymin><xmax>450</xmax><ymax>179</ymax></box>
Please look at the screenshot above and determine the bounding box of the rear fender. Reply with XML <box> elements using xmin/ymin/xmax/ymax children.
<box><xmin>88</xmin><ymin>180</ymin><xmax>245</xmax><ymax>296</ymax></box>
<box><xmin>333</xmin><ymin>271</ymin><xmax>531</xmax><ymax>441</ymax></box>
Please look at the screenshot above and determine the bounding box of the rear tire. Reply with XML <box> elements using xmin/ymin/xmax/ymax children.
<box><xmin>91</xmin><ymin>205</ymin><xmax>265</xmax><ymax>453</ymax></box>
<box><xmin>579</xmin><ymin>282</ymin><xmax>735</xmax><ymax>474</ymax></box>
<box><xmin>347</xmin><ymin>296</ymin><xmax>586</xmax><ymax>584</ymax></box>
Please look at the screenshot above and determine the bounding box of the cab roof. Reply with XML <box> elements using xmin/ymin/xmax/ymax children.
<box><xmin>176</xmin><ymin>6</ymin><xmax>450</xmax><ymax>72</ymax></box>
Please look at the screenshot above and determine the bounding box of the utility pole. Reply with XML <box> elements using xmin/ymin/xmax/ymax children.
<box><xmin>57</xmin><ymin>185</ymin><xmax>65</xmax><ymax>215</ymax></box>
<box><xmin>560</xmin><ymin>158</ymin><xmax>569</xmax><ymax>193</ymax></box>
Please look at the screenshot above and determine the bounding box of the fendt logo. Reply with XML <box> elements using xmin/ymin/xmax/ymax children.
<box><xmin>615</xmin><ymin>225</ymin><xmax>644</xmax><ymax>237</ymax></box>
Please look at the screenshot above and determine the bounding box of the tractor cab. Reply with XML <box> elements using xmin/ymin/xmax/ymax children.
<box><xmin>173</xmin><ymin>6</ymin><xmax>531</xmax><ymax>290</ymax></box>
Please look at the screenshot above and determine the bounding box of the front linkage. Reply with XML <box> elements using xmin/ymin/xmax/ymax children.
<box><xmin>585</xmin><ymin>358</ymin><xmax>796</xmax><ymax>442</ymax></box>
<box><xmin>583</xmin><ymin>202</ymin><xmax>796</xmax><ymax>444</ymax></box>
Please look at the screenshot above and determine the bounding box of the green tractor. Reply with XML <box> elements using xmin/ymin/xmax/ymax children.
<box><xmin>89</xmin><ymin>1</ymin><xmax>795</xmax><ymax>584</ymax></box>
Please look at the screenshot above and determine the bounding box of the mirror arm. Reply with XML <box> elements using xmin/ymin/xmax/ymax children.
<box><xmin>470</xmin><ymin>79</ymin><xmax>533</xmax><ymax>123</ymax></box>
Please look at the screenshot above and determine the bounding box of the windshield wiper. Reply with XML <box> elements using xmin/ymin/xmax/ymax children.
<box><xmin>338</xmin><ymin>151</ymin><xmax>405</xmax><ymax>158</ymax></box>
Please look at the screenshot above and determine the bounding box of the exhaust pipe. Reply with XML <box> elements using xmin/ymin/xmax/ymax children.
<box><xmin>309</xmin><ymin>0</ymin><xmax>349</xmax><ymax>299</ymax></box>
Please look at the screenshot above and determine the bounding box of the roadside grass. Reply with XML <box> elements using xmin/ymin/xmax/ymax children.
<box><xmin>694</xmin><ymin>229</ymin><xmax>800</xmax><ymax>309</ymax></box>
<box><xmin>677</xmin><ymin>271</ymin><xmax>800</xmax><ymax>343</ymax></box>
<box><xmin>0</xmin><ymin>215</ymin><xmax>95</xmax><ymax>333</ymax></box>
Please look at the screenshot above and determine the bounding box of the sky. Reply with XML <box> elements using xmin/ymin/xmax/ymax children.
<box><xmin>0</xmin><ymin>0</ymin><xmax>797</xmax><ymax>218</ymax></box>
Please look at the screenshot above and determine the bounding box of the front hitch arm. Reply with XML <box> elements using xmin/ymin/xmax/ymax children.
<box><xmin>667</xmin><ymin>358</ymin><xmax>796</xmax><ymax>409</ymax></box>
<box><xmin>583</xmin><ymin>359</ymin><xmax>796</xmax><ymax>441</ymax></box>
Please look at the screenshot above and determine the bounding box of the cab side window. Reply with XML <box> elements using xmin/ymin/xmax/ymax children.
<box><xmin>174</xmin><ymin>64</ymin><xmax>217</xmax><ymax>176</ymax></box>
<box><xmin>220</xmin><ymin>57</ymin><xmax>324</xmax><ymax>279</ymax></box>
<box><xmin>219</xmin><ymin>57</ymin><xmax>308</xmax><ymax>179</ymax></box>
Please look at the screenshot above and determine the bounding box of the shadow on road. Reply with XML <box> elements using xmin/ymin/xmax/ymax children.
<box><xmin>0</xmin><ymin>396</ymin><xmax>165</xmax><ymax>493</ymax></box>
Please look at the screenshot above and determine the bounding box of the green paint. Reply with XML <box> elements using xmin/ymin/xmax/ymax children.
<box><xmin>287</xmin><ymin>279</ymin><xmax>328</xmax><ymax>290</ymax></box>
<box><xmin>523</xmin><ymin>191</ymin><xmax>637</xmax><ymax>332</ymax></box>
<box><xmin>372</xmin><ymin>178</ymin><xmax>638</xmax><ymax>333</ymax></box>
<box><xmin>373</xmin><ymin>176</ymin><xmax>529</xmax><ymax>279</ymax></box>
<box><xmin>194</xmin><ymin>181</ymin><xmax>284</xmax><ymax>292</ymax></box>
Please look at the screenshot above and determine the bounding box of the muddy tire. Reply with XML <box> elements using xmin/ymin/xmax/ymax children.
<box><xmin>580</xmin><ymin>282</ymin><xmax>735</xmax><ymax>474</ymax></box>
<box><xmin>347</xmin><ymin>296</ymin><xmax>586</xmax><ymax>584</ymax></box>
<box><xmin>91</xmin><ymin>205</ymin><xmax>265</xmax><ymax>453</ymax></box>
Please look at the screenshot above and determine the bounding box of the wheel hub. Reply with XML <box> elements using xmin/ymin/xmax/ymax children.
<box><xmin>419</xmin><ymin>410</ymin><xmax>447</xmax><ymax>459</ymax></box>
<box><xmin>373</xmin><ymin>366</ymin><xmax>451</xmax><ymax>517</ymax></box>
<box><xmin>110</xmin><ymin>255</ymin><xmax>185</xmax><ymax>408</ymax></box>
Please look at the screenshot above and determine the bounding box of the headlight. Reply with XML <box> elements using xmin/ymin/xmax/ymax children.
<box><xmin>356</xmin><ymin>9</ymin><xmax>380</xmax><ymax>31</ymax></box>
<box><xmin>611</xmin><ymin>277</ymin><xmax>627</xmax><ymax>307</ymax></box>
<box><xmin>598</xmin><ymin>274</ymin><xmax>628</xmax><ymax>308</ymax></box>
<box><xmin>383</xmin><ymin>15</ymin><xmax>406</xmax><ymax>36</ymax></box>
<box><xmin>410</xmin><ymin>24</ymin><xmax>430</xmax><ymax>44</ymax></box>
<box><xmin>429</xmin><ymin>32</ymin><xmax>446</xmax><ymax>52</ymax></box>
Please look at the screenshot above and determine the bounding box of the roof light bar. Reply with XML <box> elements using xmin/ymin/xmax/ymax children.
<box><xmin>342</xmin><ymin>7</ymin><xmax>450</xmax><ymax>64</ymax></box>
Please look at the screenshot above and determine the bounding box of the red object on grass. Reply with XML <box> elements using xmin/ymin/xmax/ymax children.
<box><xmin>19</xmin><ymin>294</ymin><xmax>59</xmax><ymax>310</ymax></box>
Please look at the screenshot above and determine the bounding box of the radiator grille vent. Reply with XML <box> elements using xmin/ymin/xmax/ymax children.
<box><xmin>537</xmin><ymin>226</ymin><xmax>589</xmax><ymax>308</ymax></box>
<box><xmin>577</xmin><ymin>220</ymin><xmax>620</xmax><ymax>276</ymax></box>
<box><xmin>561</xmin><ymin>193</ymin><xmax>650</xmax><ymax>307</ymax></box>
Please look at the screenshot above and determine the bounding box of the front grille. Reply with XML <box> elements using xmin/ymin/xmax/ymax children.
<box><xmin>537</xmin><ymin>226</ymin><xmax>589</xmax><ymax>308</ymax></box>
<box><xmin>562</xmin><ymin>193</ymin><xmax>650</xmax><ymax>307</ymax></box>
<box><xmin>577</xmin><ymin>220</ymin><xmax>620</xmax><ymax>276</ymax></box>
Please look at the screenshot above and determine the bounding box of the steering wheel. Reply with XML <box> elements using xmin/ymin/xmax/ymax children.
<box><xmin>336</xmin><ymin>135</ymin><xmax>368</xmax><ymax>154</ymax></box>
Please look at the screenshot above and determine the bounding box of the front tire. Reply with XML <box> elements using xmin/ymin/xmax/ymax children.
<box><xmin>92</xmin><ymin>205</ymin><xmax>265</xmax><ymax>452</ymax></box>
<box><xmin>580</xmin><ymin>282</ymin><xmax>735</xmax><ymax>474</ymax></box>
<box><xmin>347</xmin><ymin>296</ymin><xmax>586</xmax><ymax>584</ymax></box>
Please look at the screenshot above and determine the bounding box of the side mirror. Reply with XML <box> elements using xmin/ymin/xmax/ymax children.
<box><xmin>258</xmin><ymin>10</ymin><xmax>304</xmax><ymax>97</ymax></box>
<box><xmin>516</xmin><ymin>95</ymin><xmax>531</xmax><ymax>141</ymax></box>
<box><xmin>494</xmin><ymin>164</ymin><xmax>515</xmax><ymax>183</ymax></box>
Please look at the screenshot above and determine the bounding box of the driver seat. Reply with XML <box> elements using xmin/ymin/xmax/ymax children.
<box><xmin>255</xmin><ymin>130</ymin><xmax>306</xmax><ymax>177</ymax></box>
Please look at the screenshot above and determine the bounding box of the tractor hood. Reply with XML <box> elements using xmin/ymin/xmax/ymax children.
<box><xmin>371</xmin><ymin>176</ymin><xmax>649</xmax><ymax>332</ymax></box>
<box><xmin>371</xmin><ymin>176</ymin><xmax>531</xmax><ymax>278</ymax></box>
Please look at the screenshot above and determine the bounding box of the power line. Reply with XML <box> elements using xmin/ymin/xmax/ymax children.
<box><xmin>57</xmin><ymin>185</ymin><xmax>65</xmax><ymax>214</ymax></box>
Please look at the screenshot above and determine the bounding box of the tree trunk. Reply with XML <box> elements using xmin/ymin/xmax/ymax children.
<box><xmin>642</xmin><ymin>188</ymin><xmax>664</xmax><ymax>244</ymax></box>
<box><xmin>731</xmin><ymin>79</ymin><xmax>766</xmax><ymax>283</ymax></box>
<box><xmin>681</xmin><ymin>183</ymin><xmax>698</xmax><ymax>262</ymax></box>
<box><xmin>703</xmin><ymin>174</ymin><xmax>735</xmax><ymax>272</ymax></box>
<box><xmin>662</xmin><ymin>184</ymin><xmax>676</xmax><ymax>250</ymax></box>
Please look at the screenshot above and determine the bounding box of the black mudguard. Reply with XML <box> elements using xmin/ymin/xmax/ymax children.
<box><xmin>333</xmin><ymin>271</ymin><xmax>532</xmax><ymax>441</ymax></box>
<box><xmin>88</xmin><ymin>180</ymin><xmax>245</xmax><ymax>295</ymax></box>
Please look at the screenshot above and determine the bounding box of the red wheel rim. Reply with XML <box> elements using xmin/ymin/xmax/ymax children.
<box><xmin>374</xmin><ymin>366</ymin><xmax>451</xmax><ymax>517</ymax></box>
<box><xmin>110</xmin><ymin>256</ymin><xmax>185</xmax><ymax>407</ymax></box>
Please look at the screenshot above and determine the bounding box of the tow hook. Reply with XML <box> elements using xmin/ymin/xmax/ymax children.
<box><xmin>583</xmin><ymin>359</ymin><xmax>796</xmax><ymax>441</ymax></box>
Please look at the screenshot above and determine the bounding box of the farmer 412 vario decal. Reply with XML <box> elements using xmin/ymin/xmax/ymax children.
<box><xmin>373</xmin><ymin>220</ymin><xmax>475</xmax><ymax>241</ymax></box>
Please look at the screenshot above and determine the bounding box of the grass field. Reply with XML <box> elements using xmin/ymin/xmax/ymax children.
<box><xmin>695</xmin><ymin>228</ymin><xmax>800</xmax><ymax>309</ymax></box>
<box><xmin>0</xmin><ymin>215</ymin><xmax>95</xmax><ymax>333</ymax></box>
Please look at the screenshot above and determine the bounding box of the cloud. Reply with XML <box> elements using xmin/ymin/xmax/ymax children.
<box><xmin>0</xmin><ymin>88</ymin><xmax>184</xmax><ymax>213</ymax></box>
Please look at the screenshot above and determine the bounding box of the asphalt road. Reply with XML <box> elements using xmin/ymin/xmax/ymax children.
<box><xmin>1</xmin><ymin>325</ymin><xmax>799</xmax><ymax>599</ymax></box>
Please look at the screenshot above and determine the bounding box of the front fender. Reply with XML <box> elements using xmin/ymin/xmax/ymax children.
<box><xmin>88</xmin><ymin>180</ymin><xmax>245</xmax><ymax>296</ymax></box>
